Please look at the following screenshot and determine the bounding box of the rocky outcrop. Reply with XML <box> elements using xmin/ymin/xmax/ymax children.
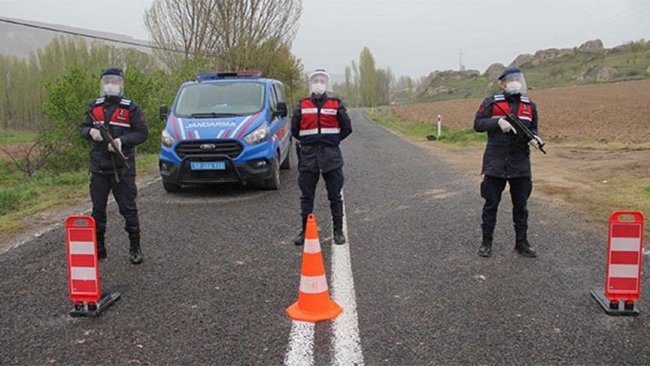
<box><xmin>509</xmin><ymin>39</ymin><xmax>604</xmax><ymax>68</ymax></box>
<box><xmin>578</xmin><ymin>39</ymin><xmax>605</xmax><ymax>53</ymax></box>
<box><xmin>484</xmin><ymin>63</ymin><xmax>505</xmax><ymax>79</ymax></box>
<box><xmin>417</xmin><ymin>69</ymin><xmax>480</xmax><ymax>96</ymax></box>
<box><xmin>510</xmin><ymin>54</ymin><xmax>533</xmax><ymax>68</ymax></box>
<box><xmin>531</xmin><ymin>48</ymin><xmax>575</xmax><ymax>65</ymax></box>
<box><xmin>596</xmin><ymin>67</ymin><xmax>617</xmax><ymax>81</ymax></box>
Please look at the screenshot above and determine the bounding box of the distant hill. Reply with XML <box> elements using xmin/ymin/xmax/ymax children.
<box><xmin>0</xmin><ymin>17</ymin><xmax>151</xmax><ymax>58</ymax></box>
<box><xmin>415</xmin><ymin>39</ymin><xmax>650</xmax><ymax>103</ymax></box>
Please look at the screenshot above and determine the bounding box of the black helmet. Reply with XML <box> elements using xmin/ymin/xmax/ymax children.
<box><xmin>498</xmin><ymin>67</ymin><xmax>522</xmax><ymax>80</ymax></box>
<box><xmin>100</xmin><ymin>67</ymin><xmax>124</xmax><ymax>79</ymax></box>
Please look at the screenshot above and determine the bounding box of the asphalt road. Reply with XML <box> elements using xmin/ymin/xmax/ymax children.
<box><xmin>1</xmin><ymin>110</ymin><xmax>649</xmax><ymax>365</ymax></box>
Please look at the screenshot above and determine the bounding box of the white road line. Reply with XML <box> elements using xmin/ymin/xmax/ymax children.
<box><xmin>284</xmin><ymin>191</ymin><xmax>363</xmax><ymax>365</ymax></box>
<box><xmin>331</xmin><ymin>192</ymin><xmax>364</xmax><ymax>365</ymax></box>
<box><xmin>284</xmin><ymin>321</ymin><xmax>315</xmax><ymax>366</ymax></box>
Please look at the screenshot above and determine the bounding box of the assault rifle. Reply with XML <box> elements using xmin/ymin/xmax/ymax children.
<box><xmin>492</xmin><ymin>102</ymin><xmax>547</xmax><ymax>154</ymax></box>
<box><xmin>87</xmin><ymin>112</ymin><xmax>130</xmax><ymax>168</ymax></box>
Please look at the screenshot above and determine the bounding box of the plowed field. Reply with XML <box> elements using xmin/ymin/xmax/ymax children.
<box><xmin>392</xmin><ymin>79</ymin><xmax>650</xmax><ymax>144</ymax></box>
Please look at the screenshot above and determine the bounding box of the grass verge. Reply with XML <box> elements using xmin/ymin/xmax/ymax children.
<box><xmin>0</xmin><ymin>132</ymin><xmax>38</xmax><ymax>145</ymax></box>
<box><xmin>366</xmin><ymin>107</ymin><xmax>486</xmax><ymax>146</ymax></box>
<box><xmin>0</xmin><ymin>153</ymin><xmax>159</xmax><ymax>234</ymax></box>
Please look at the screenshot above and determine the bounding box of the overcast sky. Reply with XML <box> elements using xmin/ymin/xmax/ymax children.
<box><xmin>1</xmin><ymin>0</ymin><xmax>649</xmax><ymax>78</ymax></box>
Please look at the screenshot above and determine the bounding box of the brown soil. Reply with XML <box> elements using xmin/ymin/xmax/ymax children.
<box><xmin>419</xmin><ymin>142</ymin><xmax>650</xmax><ymax>217</ymax></box>
<box><xmin>392</xmin><ymin>79</ymin><xmax>650</xmax><ymax>144</ymax></box>
<box><xmin>0</xmin><ymin>142</ymin><xmax>36</xmax><ymax>161</ymax></box>
<box><xmin>393</xmin><ymin>131</ymin><xmax>650</xmax><ymax>236</ymax></box>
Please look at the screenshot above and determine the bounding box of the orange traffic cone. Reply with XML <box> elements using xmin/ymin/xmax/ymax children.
<box><xmin>286</xmin><ymin>214</ymin><xmax>342</xmax><ymax>322</ymax></box>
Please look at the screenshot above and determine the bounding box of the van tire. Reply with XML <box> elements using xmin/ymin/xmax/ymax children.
<box><xmin>163</xmin><ymin>181</ymin><xmax>181</xmax><ymax>193</ymax></box>
<box><xmin>264</xmin><ymin>157</ymin><xmax>281</xmax><ymax>190</ymax></box>
<box><xmin>280</xmin><ymin>141</ymin><xmax>293</xmax><ymax>170</ymax></box>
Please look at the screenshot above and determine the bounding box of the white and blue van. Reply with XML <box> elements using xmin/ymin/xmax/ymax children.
<box><xmin>158</xmin><ymin>72</ymin><xmax>293</xmax><ymax>192</ymax></box>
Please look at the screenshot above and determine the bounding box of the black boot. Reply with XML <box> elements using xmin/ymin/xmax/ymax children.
<box><xmin>515</xmin><ymin>232</ymin><xmax>537</xmax><ymax>258</ymax></box>
<box><xmin>128</xmin><ymin>232</ymin><xmax>143</xmax><ymax>264</ymax></box>
<box><xmin>333</xmin><ymin>216</ymin><xmax>346</xmax><ymax>245</ymax></box>
<box><xmin>478</xmin><ymin>233</ymin><xmax>493</xmax><ymax>257</ymax></box>
<box><xmin>97</xmin><ymin>233</ymin><xmax>107</xmax><ymax>260</ymax></box>
<box><xmin>293</xmin><ymin>215</ymin><xmax>308</xmax><ymax>246</ymax></box>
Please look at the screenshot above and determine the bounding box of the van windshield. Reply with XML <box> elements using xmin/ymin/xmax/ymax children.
<box><xmin>174</xmin><ymin>82</ymin><xmax>265</xmax><ymax>118</ymax></box>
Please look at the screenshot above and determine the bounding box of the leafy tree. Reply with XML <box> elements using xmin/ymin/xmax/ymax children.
<box><xmin>359</xmin><ymin>47</ymin><xmax>378</xmax><ymax>107</ymax></box>
<box><xmin>40</xmin><ymin>66</ymin><xmax>96</xmax><ymax>171</ymax></box>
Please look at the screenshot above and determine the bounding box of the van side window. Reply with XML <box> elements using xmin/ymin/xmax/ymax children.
<box><xmin>270</xmin><ymin>84</ymin><xmax>279</xmax><ymax>112</ymax></box>
<box><xmin>275</xmin><ymin>84</ymin><xmax>287</xmax><ymax>103</ymax></box>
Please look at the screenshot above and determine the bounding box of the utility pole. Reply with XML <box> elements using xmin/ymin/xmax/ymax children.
<box><xmin>459</xmin><ymin>49</ymin><xmax>465</xmax><ymax>71</ymax></box>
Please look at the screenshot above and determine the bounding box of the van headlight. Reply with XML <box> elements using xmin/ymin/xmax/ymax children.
<box><xmin>244</xmin><ymin>123</ymin><xmax>270</xmax><ymax>145</ymax></box>
<box><xmin>161</xmin><ymin>129</ymin><xmax>175</xmax><ymax>147</ymax></box>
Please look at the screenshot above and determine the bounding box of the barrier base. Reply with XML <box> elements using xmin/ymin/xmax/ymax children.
<box><xmin>591</xmin><ymin>289</ymin><xmax>639</xmax><ymax>316</ymax></box>
<box><xmin>70</xmin><ymin>292</ymin><xmax>121</xmax><ymax>317</ymax></box>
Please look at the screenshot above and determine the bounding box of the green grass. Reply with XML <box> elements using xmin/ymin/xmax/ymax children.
<box><xmin>0</xmin><ymin>153</ymin><xmax>159</xmax><ymax>234</ymax></box>
<box><xmin>644</xmin><ymin>185</ymin><xmax>650</xmax><ymax>200</ymax></box>
<box><xmin>0</xmin><ymin>132</ymin><xmax>38</xmax><ymax>144</ymax></box>
<box><xmin>366</xmin><ymin>108</ymin><xmax>486</xmax><ymax>145</ymax></box>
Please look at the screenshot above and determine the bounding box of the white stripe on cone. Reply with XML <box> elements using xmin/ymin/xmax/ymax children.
<box><xmin>299</xmin><ymin>274</ymin><xmax>328</xmax><ymax>294</ymax></box>
<box><xmin>304</xmin><ymin>238</ymin><xmax>321</xmax><ymax>254</ymax></box>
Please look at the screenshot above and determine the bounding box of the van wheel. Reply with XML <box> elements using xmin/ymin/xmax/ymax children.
<box><xmin>264</xmin><ymin>157</ymin><xmax>281</xmax><ymax>190</ymax></box>
<box><xmin>280</xmin><ymin>141</ymin><xmax>293</xmax><ymax>170</ymax></box>
<box><xmin>163</xmin><ymin>181</ymin><xmax>181</xmax><ymax>193</ymax></box>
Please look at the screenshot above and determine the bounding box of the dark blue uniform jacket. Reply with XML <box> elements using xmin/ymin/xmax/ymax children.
<box><xmin>80</xmin><ymin>96</ymin><xmax>148</xmax><ymax>176</ymax></box>
<box><xmin>474</xmin><ymin>93</ymin><xmax>539</xmax><ymax>178</ymax></box>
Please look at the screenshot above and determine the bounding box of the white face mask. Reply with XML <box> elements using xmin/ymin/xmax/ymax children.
<box><xmin>311</xmin><ymin>82</ymin><xmax>327</xmax><ymax>95</ymax></box>
<box><xmin>505</xmin><ymin>81</ymin><xmax>523</xmax><ymax>94</ymax></box>
<box><xmin>103</xmin><ymin>84</ymin><xmax>122</xmax><ymax>97</ymax></box>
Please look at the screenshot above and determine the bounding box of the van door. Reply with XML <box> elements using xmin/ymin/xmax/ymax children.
<box><xmin>270</xmin><ymin>83</ymin><xmax>291</xmax><ymax>157</ymax></box>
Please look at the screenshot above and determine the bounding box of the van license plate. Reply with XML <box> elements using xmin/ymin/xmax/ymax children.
<box><xmin>190</xmin><ymin>161</ymin><xmax>226</xmax><ymax>170</ymax></box>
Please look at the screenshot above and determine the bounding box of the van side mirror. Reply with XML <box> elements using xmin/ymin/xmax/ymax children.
<box><xmin>275</xmin><ymin>102</ymin><xmax>288</xmax><ymax>118</ymax></box>
<box><xmin>159</xmin><ymin>104</ymin><xmax>169</xmax><ymax>122</ymax></box>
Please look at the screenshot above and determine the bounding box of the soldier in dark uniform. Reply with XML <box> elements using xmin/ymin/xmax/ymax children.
<box><xmin>473</xmin><ymin>67</ymin><xmax>543</xmax><ymax>258</ymax></box>
<box><xmin>292</xmin><ymin>69</ymin><xmax>352</xmax><ymax>245</ymax></box>
<box><xmin>80</xmin><ymin>68</ymin><xmax>148</xmax><ymax>264</ymax></box>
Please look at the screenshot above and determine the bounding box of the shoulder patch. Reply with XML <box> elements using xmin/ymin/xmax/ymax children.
<box><xmin>119</xmin><ymin>98</ymin><xmax>132</xmax><ymax>107</ymax></box>
<box><xmin>520</xmin><ymin>96</ymin><xmax>531</xmax><ymax>104</ymax></box>
<box><xmin>94</xmin><ymin>97</ymin><xmax>105</xmax><ymax>105</ymax></box>
<box><xmin>493</xmin><ymin>94</ymin><xmax>505</xmax><ymax>101</ymax></box>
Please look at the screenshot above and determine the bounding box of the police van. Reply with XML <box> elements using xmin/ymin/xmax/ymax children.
<box><xmin>158</xmin><ymin>71</ymin><xmax>293</xmax><ymax>192</ymax></box>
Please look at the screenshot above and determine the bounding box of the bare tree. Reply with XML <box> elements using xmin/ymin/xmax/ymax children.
<box><xmin>144</xmin><ymin>0</ymin><xmax>220</xmax><ymax>67</ymax></box>
<box><xmin>0</xmin><ymin>141</ymin><xmax>51</xmax><ymax>177</ymax></box>
<box><xmin>145</xmin><ymin>0</ymin><xmax>302</xmax><ymax>70</ymax></box>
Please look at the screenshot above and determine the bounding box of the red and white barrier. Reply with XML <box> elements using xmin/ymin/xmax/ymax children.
<box><xmin>66</xmin><ymin>215</ymin><xmax>120</xmax><ymax>317</ymax></box>
<box><xmin>592</xmin><ymin>211</ymin><xmax>645</xmax><ymax>316</ymax></box>
<box><xmin>605</xmin><ymin>211</ymin><xmax>645</xmax><ymax>302</ymax></box>
<box><xmin>66</xmin><ymin>216</ymin><xmax>101</xmax><ymax>304</ymax></box>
